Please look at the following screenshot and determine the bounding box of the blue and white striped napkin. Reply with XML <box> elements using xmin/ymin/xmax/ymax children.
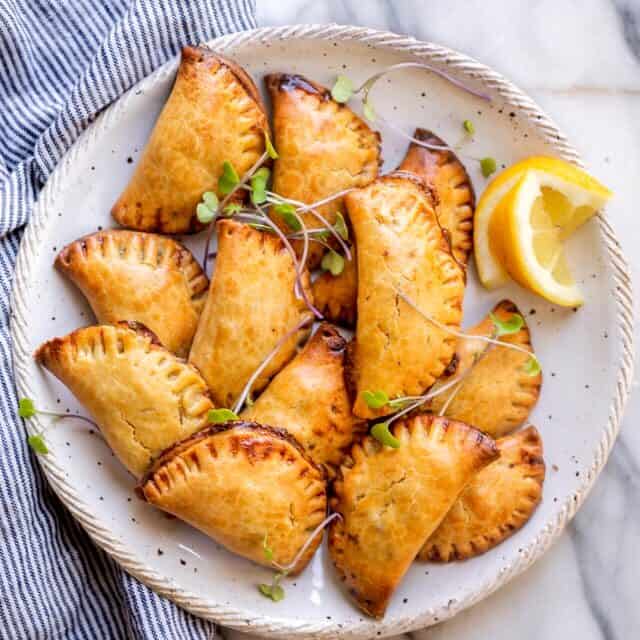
<box><xmin>0</xmin><ymin>2</ymin><xmax>255</xmax><ymax>638</ymax></box>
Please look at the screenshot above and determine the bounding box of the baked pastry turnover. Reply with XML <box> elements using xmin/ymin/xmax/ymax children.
<box><xmin>428</xmin><ymin>300</ymin><xmax>542</xmax><ymax>438</ymax></box>
<box><xmin>138</xmin><ymin>421</ymin><xmax>327</xmax><ymax>574</ymax></box>
<box><xmin>112</xmin><ymin>46</ymin><xmax>268</xmax><ymax>234</ymax></box>
<box><xmin>189</xmin><ymin>219</ymin><xmax>313</xmax><ymax>407</ymax></box>
<box><xmin>329</xmin><ymin>414</ymin><xmax>498</xmax><ymax>618</ymax></box>
<box><xmin>266</xmin><ymin>73</ymin><xmax>380</xmax><ymax>267</ymax></box>
<box><xmin>398</xmin><ymin>128</ymin><xmax>475</xmax><ymax>266</ymax></box>
<box><xmin>56</xmin><ymin>230</ymin><xmax>208</xmax><ymax>357</ymax></box>
<box><xmin>346</xmin><ymin>175</ymin><xmax>465</xmax><ymax>419</ymax></box>
<box><xmin>241</xmin><ymin>323</ymin><xmax>365</xmax><ymax>471</ymax></box>
<box><xmin>421</xmin><ymin>426</ymin><xmax>545</xmax><ymax>561</ymax></box>
<box><xmin>35</xmin><ymin>323</ymin><xmax>214</xmax><ymax>477</ymax></box>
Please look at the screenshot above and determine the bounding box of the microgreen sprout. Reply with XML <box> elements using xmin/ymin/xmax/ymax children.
<box><xmin>463</xmin><ymin>119</ymin><xmax>475</xmax><ymax>135</ymax></box>
<box><xmin>362</xmin><ymin>390</ymin><xmax>389</xmax><ymax>410</ymax></box>
<box><xmin>330</xmin><ymin>74</ymin><xmax>354</xmax><ymax>103</ymax></box>
<box><xmin>250</xmin><ymin>167</ymin><xmax>270</xmax><ymax>206</ymax></box>
<box><xmin>524</xmin><ymin>357</ymin><xmax>541</xmax><ymax>376</ymax></box>
<box><xmin>218</xmin><ymin>161</ymin><xmax>240</xmax><ymax>195</ymax></box>
<box><xmin>490</xmin><ymin>312</ymin><xmax>524</xmax><ymax>337</ymax></box>
<box><xmin>370</xmin><ymin>421</ymin><xmax>400</xmax><ymax>448</ymax></box>
<box><xmin>320</xmin><ymin>249</ymin><xmax>345</xmax><ymax>276</ymax></box>
<box><xmin>480</xmin><ymin>157</ymin><xmax>497</xmax><ymax>178</ymax></box>
<box><xmin>333</xmin><ymin>212</ymin><xmax>349</xmax><ymax>241</ymax></box>
<box><xmin>273</xmin><ymin>203</ymin><xmax>302</xmax><ymax>231</ymax></box>
<box><xmin>223</xmin><ymin>202</ymin><xmax>243</xmax><ymax>216</ymax></box>
<box><xmin>258</xmin><ymin>512</ymin><xmax>342</xmax><ymax>603</ymax></box>
<box><xmin>208</xmin><ymin>408</ymin><xmax>239</xmax><ymax>424</ymax></box>
<box><xmin>196</xmin><ymin>191</ymin><xmax>219</xmax><ymax>224</ymax></box>
<box><xmin>232</xmin><ymin>317</ymin><xmax>313</xmax><ymax>414</ymax></box>
<box><xmin>17</xmin><ymin>397</ymin><xmax>98</xmax><ymax>455</ymax></box>
<box><xmin>362</xmin><ymin>97</ymin><xmax>376</xmax><ymax>122</ymax></box>
<box><xmin>264</xmin><ymin>130</ymin><xmax>279</xmax><ymax>159</ymax></box>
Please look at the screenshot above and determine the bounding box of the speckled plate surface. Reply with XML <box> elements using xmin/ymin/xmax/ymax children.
<box><xmin>11</xmin><ymin>25</ymin><xmax>633</xmax><ymax>639</ymax></box>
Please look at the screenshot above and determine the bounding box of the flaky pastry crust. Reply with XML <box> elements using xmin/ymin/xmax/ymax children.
<box><xmin>329</xmin><ymin>414</ymin><xmax>498</xmax><ymax>618</ymax></box>
<box><xmin>138</xmin><ymin>421</ymin><xmax>327</xmax><ymax>574</ymax></box>
<box><xmin>35</xmin><ymin>322</ymin><xmax>214</xmax><ymax>477</ymax></box>
<box><xmin>56</xmin><ymin>230</ymin><xmax>208</xmax><ymax>357</ymax></box>
<box><xmin>189</xmin><ymin>219</ymin><xmax>313</xmax><ymax>407</ymax></box>
<box><xmin>428</xmin><ymin>300</ymin><xmax>542</xmax><ymax>437</ymax></box>
<box><xmin>242</xmin><ymin>323</ymin><xmax>365</xmax><ymax>472</ymax></box>
<box><xmin>112</xmin><ymin>46</ymin><xmax>268</xmax><ymax>233</ymax></box>
<box><xmin>266</xmin><ymin>73</ymin><xmax>380</xmax><ymax>267</ymax></box>
<box><xmin>346</xmin><ymin>175</ymin><xmax>465</xmax><ymax>419</ymax></box>
<box><xmin>421</xmin><ymin>426</ymin><xmax>545</xmax><ymax>561</ymax></box>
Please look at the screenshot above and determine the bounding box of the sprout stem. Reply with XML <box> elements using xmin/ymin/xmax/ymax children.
<box><xmin>271</xmin><ymin>512</ymin><xmax>342</xmax><ymax>574</ymax></box>
<box><xmin>394</xmin><ymin>288</ymin><xmax>536</xmax><ymax>361</ymax></box>
<box><xmin>232</xmin><ymin>316</ymin><xmax>313</xmax><ymax>414</ymax></box>
<box><xmin>355</xmin><ymin>62</ymin><xmax>491</xmax><ymax>102</ymax></box>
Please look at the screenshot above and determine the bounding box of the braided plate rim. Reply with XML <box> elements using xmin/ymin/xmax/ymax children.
<box><xmin>11</xmin><ymin>24</ymin><xmax>634</xmax><ymax>639</ymax></box>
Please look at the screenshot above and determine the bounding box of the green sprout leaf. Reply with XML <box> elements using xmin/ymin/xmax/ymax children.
<box><xmin>463</xmin><ymin>119</ymin><xmax>475</xmax><ymax>135</ymax></box>
<box><xmin>208</xmin><ymin>408</ymin><xmax>239</xmax><ymax>424</ymax></box>
<box><xmin>262</xmin><ymin>533</ymin><xmax>274</xmax><ymax>562</ymax></box>
<box><xmin>203</xmin><ymin>191</ymin><xmax>219</xmax><ymax>210</ymax></box>
<box><xmin>219</xmin><ymin>161</ymin><xmax>240</xmax><ymax>195</ymax></box>
<box><xmin>480</xmin><ymin>157</ymin><xmax>497</xmax><ymax>178</ymax></box>
<box><xmin>258</xmin><ymin>582</ymin><xmax>285</xmax><ymax>602</ymax></box>
<box><xmin>197</xmin><ymin>203</ymin><xmax>216</xmax><ymax>224</ymax></box>
<box><xmin>362</xmin><ymin>390</ymin><xmax>389</xmax><ymax>410</ymax></box>
<box><xmin>334</xmin><ymin>212</ymin><xmax>349</xmax><ymax>241</ymax></box>
<box><xmin>223</xmin><ymin>202</ymin><xmax>243</xmax><ymax>216</ymax></box>
<box><xmin>264</xmin><ymin>130</ymin><xmax>279</xmax><ymax>159</ymax></box>
<box><xmin>18</xmin><ymin>397</ymin><xmax>36</xmax><ymax>419</ymax></box>
<box><xmin>331</xmin><ymin>75</ymin><xmax>354</xmax><ymax>103</ymax></box>
<box><xmin>250</xmin><ymin>167</ymin><xmax>270</xmax><ymax>205</ymax></box>
<box><xmin>523</xmin><ymin>357</ymin><xmax>541</xmax><ymax>376</ymax></box>
<box><xmin>490</xmin><ymin>312</ymin><xmax>524</xmax><ymax>337</ymax></box>
<box><xmin>273</xmin><ymin>203</ymin><xmax>301</xmax><ymax>232</ymax></box>
<box><xmin>28</xmin><ymin>434</ymin><xmax>48</xmax><ymax>454</ymax></box>
<box><xmin>363</xmin><ymin>97</ymin><xmax>376</xmax><ymax>122</ymax></box>
<box><xmin>315</xmin><ymin>230</ymin><xmax>331</xmax><ymax>241</ymax></box>
<box><xmin>321</xmin><ymin>250</ymin><xmax>345</xmax><ymax>276</ymax></box>
<box><xmin>370</xmin><ymin>422</ymin><xmax>401</xmax><ymax>449</ymax></box>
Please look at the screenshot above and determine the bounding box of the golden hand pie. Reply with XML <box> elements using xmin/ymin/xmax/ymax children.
<box><xmin>35</xmin><ymin>322</ymin><xmax>214</xmax><ymax>477</ymax></box>
<box><xmin>241</xmin><ymin>323</ymin><xmax>365</xmax><ymax>471</ymax></box>
<box><xmin>398</xmin><ymin>128</ymin><xmax>475</xmax><ymax>266</ymax></box>
<box><xmin>421</xmin><ymin>426</ymin><xmax>545</xmax><ymax>561</ymax></box>
<box><xmin>189</xmin><ymin>219</ymin><xmax>313</xmax><ymax>408</ymax></box>
<box><xmin>56</xmin><ymin>230</ymin><xmax>208</xmax><ymax>357</ymax></box>
<box><xmin>428</xmin><ymin>300</ymin><xmax>542</xmax><ymax>437</ymax></box>
<box><xmin>266</xmin><ymin>73</ymin><xmax>381</xmax><ymax>267</ymax></box>
<box><xmin>329</xmin><ymin>414</ymin><xmax>498</xmax><ymax>618</ymax></box>
<box><xmin>310</xmin><ymin>249</ymin><xmax>358</xmax><ymax>327</ymax></box>
<box><xmin>112</xmin><ymin>46</ymin><xmax>268</xmax><ymax>234</ymax></box>
<box><xmin>346</xmin><ymin>175</ymin><xmax>465</xmax><ymax>419</ymax></box>
<box><xmin>138</xmin><ymin>421</ymin><xmax>327</xmax><ymax>574</ymax></box>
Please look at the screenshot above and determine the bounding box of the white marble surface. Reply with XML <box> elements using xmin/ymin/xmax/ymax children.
<box><xmin>221</xmin><ymin>1</ymin><xmax>640</xmax><ymax>638</ymax></box>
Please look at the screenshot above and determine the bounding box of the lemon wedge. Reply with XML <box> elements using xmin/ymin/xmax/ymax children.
<box><xmin>474</xmin><ymin>156</ymin><xmax>612</xmax><ymax>298</ymax></box>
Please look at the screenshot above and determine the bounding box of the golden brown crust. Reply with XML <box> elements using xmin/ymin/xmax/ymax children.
<box><xmin>398</xmin><ymin>129</ymin><xmax>475</xmax><ymax>266</ymax></box>
<box><xmin>34</xmin><ymin>323</ymin><xmax>214</xmax><ymax>477</ymax></box>
<box><xmin>188</xmin><ymin>219</ymin><xmax>313</xmax><ymax>407</ymax></box>
<box><xmin>311</xmin><ymin>249</ymin><xmax>358</xmax><ymax>327</ymax></box>
<box><xmin>138</xmin><ymin>421</ymin><xmax>327</xmax><ymax>574</ymax></box>
<box><xmin>329</xmin><ymin>414</ymin><xmax>498</xmax><ymax>618</ymax></box>
<box><xmin>241</xmin><ymin>323</ymin><xmax>366</xmax><ymax>472</ymax></box>
<box><xmin>56</xmin><ymin>230</ymin><xmax>208</xmax><ymax>357</ymax></box>
<box><xmin>346</xmin><ymin>175</ymin><xmax>465</xmax><ymax>419</ymax></box>
<box><xmin>421</xmin><ymin>426</ymin><xmax>545</xmax><ymax>561</ymax></box>
<box><xmin>112</xmin><ymin>47</ymin><xmax>268</xmax><ymax>234</ymax></box>
<box><xmin>428</xmin><ymin>300</ymin><xmax>542</xmax><ymax>437</ymax></box>
<box><xmin>266</xmin><ymin>72</ymin><xmax>381</xmax><ymax>268</ymax></box>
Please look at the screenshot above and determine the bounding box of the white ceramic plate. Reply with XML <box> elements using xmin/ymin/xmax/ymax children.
<box><xmin>11</xmin><ymin>25</ymin><xmax>634</xmax><ymax>639</ymax></box>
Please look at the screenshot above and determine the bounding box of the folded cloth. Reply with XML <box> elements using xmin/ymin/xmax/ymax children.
<box><xmin>0</xmin><ymin>2</ymin><xmax>255</xmax><ymax>638</ymax></box>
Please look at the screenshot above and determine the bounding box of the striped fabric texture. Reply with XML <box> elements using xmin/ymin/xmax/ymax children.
<box><xmin>0</xmin><ymin>2</ymin><xmax>255</xmax><ymax>638</ymax></box>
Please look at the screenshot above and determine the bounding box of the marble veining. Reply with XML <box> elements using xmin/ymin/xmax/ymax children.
<box><xmin>219</xmin><ymin>2</ymin><xmax>640</xmax><ymax>638</ymax></box>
